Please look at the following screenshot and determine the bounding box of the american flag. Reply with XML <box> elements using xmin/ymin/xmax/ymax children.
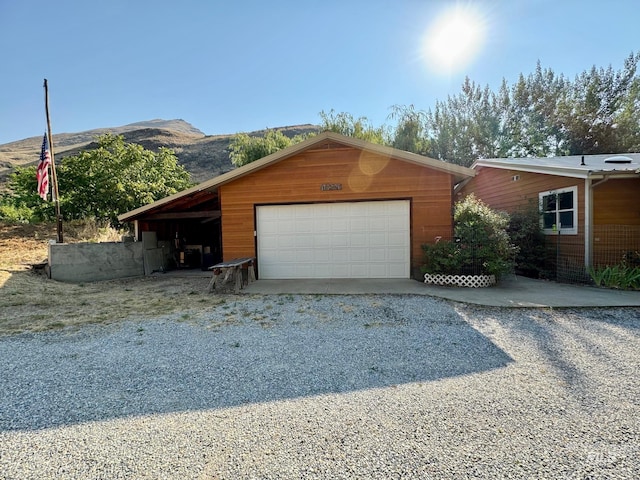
<box><xmin>36</xmin><ymin>132</ymin><xmax>51</xmax><ymax>201</ymax></box>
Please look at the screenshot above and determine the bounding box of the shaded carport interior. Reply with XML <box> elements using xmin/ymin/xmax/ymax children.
<box><xmin>122</xmin><ymin>186</ymin><xmax>222</xmax><ymax>270</ymax></box>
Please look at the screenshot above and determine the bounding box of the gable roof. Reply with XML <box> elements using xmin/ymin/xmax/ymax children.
<box><xmin>472</xmin><ymin>153</ymin><xmax>640</xmax><ymax>179</ymax></box>
<box><xmin>119</xmin><ymin>131</ymin><xmax>474</xmax><ymax>222</ymax></box>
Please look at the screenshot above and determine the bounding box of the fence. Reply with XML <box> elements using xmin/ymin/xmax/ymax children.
<box><xmin>423</xmin><ymin>225</ymin><xmax>639</xmax><ymax>286</ymax></box>
<box><xmin>543</xmin><ymin>225</ymin><xmax>640</xmax><ymax>284</ymax></box>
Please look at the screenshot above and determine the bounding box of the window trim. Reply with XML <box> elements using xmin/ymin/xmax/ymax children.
<box><xmin>539</xmin><ymin>186</ymin><xmax>578</xmax><ymax>235</ymax></box>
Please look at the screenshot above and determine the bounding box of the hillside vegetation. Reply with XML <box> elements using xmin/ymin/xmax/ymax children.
<box><xmin>0</xmin><ymin>120</ymin><xmax>319</xmax><ymax>185</ymax></box>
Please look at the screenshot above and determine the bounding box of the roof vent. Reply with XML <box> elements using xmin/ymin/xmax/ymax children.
<box><xmin>604</xmin><ymin>155</ymin><xmax>633</xmax><ymax>164</ymax></box>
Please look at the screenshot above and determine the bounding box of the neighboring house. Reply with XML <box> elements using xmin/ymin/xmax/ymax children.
<box><xmin>119</xmin><ymin>131</ymin><xmax>474</xmax><ymax>279</ymax></box>
<box><xmin>457</xmin><ymin>153</ymin><xmax>640</xmax><ymax>280</ymax></box>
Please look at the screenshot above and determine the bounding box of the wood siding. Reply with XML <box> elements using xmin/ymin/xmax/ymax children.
<box><xmin>592</xmin><ymin>178</ymin><xmax>640</xmax><ymax>266</ymax></box>
<box><xmin>458</xmin><ymin>166</ymin><xmax>586</xmax><ymax>264</ymax></box>
<box><xmin>219</xmin><ymin>145</ymin><xmax>456</xmax><ymax>274</ymax></box>
<box><xmin>593</xmin><ymin>178</ymin><xmax>640</xmax><ymax>225</ymax></box>
<box><xmin>460</xmin><ymin>167</ymin><xmax>640</xmax><ymax>268</ymax></box>
<box><xmin>458</xmin><ymin>167</ymin><xmax>583</xmax><ymax>216</ymax></box>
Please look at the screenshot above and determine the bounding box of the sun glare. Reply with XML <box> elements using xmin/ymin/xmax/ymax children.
<box><xmin>424</xmin><ymin>6</ymin><xmax>487</xmax><ymax>74</ymax></box>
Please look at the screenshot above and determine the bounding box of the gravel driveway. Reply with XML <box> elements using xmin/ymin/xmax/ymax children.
<box><xmin>0</xmin><ymin>295</ymin><xmax>638</xmax><ymax>479</ymax></box>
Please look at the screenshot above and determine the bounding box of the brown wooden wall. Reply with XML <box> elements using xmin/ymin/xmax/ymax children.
<box><xmin>457</xmin><ymin>167</ymin><xmax>584</xmax><ymax>216</ymax></box>
<box><xmin>219</xmin><ymin>145</ymin><xmax>457</xmax><ymax>273</ymax></box>
<box><xmin>458</xmin><ymin>166</ymin><xmax>587</xmax><ymax>263</ymax></box>
<box><xmin>460</xmin><ymin>167</ymin><xmax>640</xmax><ymax>267</ymax></box>
<box><xmin>593</xmin><ymin>178</ymin><xmax>640</xmax><ymax>225</ymax></box>
<box><xmin>592</xmin><ymin>178</ymin><xmax>640</xmax><ymax>266</ymax></box>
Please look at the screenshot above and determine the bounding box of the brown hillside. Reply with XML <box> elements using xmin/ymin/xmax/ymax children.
<box><xmin>0</xmin><ymin>120</ymin><xmax>320</xmax><ymax>185</ymax></box>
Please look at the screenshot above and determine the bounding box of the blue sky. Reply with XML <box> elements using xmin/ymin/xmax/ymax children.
<box><xmin>0</xmin><ymin>0</ymin><xmax>637</xmax><ymax>144</ymax></box>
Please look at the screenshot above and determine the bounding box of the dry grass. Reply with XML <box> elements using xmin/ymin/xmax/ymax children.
<box><xmin>0</xmin><ymin>221</ymin><xmax>223</xmax><ymax>336</ymax></box>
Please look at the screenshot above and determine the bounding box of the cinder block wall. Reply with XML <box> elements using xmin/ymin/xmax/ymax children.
<box><xmin>49</xmin><ymin>242</ymin><xmax>144</xmax><ymax>282</ymax></box>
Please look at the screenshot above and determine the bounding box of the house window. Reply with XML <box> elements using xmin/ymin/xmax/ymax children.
<box><xmin>539</xmin><ymin>186</ymin><xmax>578</xmax><ymax>235</ymax></box>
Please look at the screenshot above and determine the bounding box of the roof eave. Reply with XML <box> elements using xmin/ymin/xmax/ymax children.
<box><xmin>473</xmin><ymin>161</ymin><xmax>589</xmax><ymax>179</ymax></box>
<box><xmin>473</xmin><ymin>160</ymin><xmax>640</xmax><ymax>179</ymax></box>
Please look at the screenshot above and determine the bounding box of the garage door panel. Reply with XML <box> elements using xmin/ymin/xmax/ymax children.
<box><xmin>332</xmin><ymin>234</ymin><xmax>349</xmax><ymax>247</ymax></box>
<box><xmin>350</xmin><ymin>265</ymin><xmax>369</xmax><ymax>277</ymax></box>
<box><xmin>349</xmin><ymin>249</ymin><xmax>368</xmax><ymax>262</ymax></box>
<box><xmin>389</xmin><ymin>232</ymin><xmax>408</xmax><ymax>245</ymax></box>
<box><xmin>331</xmin><ymin>265</ymin><xmax>349</xmax><ymax>277</ymax></box>
<box><xmin>388</xmin><ymin>248</ymin><xmax>408</xmax><ymax>261</ymax></box>
<box><xmin>294</xmin><ymin>249</ymin><xmax>314</xmax><ymax>262</ymax></box>
<box><xmin>350</xmin><ymin>217</ymin><xmax>368</xmax><ymax>231</ymax></box>
<box><xmin>295</xmin><ymin>235</ymin><xmax>314</xmax><ymax>248</ymax></box>
<box><xmin>369</xmin><ymin>233</ymin><xmax>387</xmax><ymax>247</ymax></box>
<box><xmin>350</xmin><ymin>233</ymin><xmax>368</xmax><ymax>247</ymax></box>
<box><xmin>277</xmin><ymin>236</ymin><xmax>295</xmax><ymax>248</ymax></box>
<box><xmin>369</xmin><ymin>264</ymin><xmax>389</xmax><ymax>277</ymax></box>
<box><xmin>295</xmin><ymin>219</ymin><xmax>315</xmax><ymax>233</ymax></box>
<box><xmin>314</xmin><ymin>236</ymin><xmax>331</xmax><ymax>248</ymax></box>
<box><xmin>314</xmin><ymin>265</ymin><xmax>331</xmax><ymax>277</ymax></box>
<box><xmin>257</xmin><ymin>201</ymin><xmax>409</xmax><ymax>279</ymax></box>
<box><xmin>333</xmin><ymin>248</ymin><xmax>349</xmax><ymax>262</ymax></box>
<box><xmin>370</xmin><ymin>247</ymin><xmax>388</xmax><ymax>259</ymax></box>
<box><xmin>332</xmin><ymin>218</ymin><xmax>349</xmax><ymax>232</ymax></box>
<box><xmin>313</xmin><ymin>249</ymin><xmax>331</xmax><ymax>262</ymax></box>
<box><xmin>388</xmin><ymin>264</ymin><xmax>407</xmax><ymax>277</ymax></box>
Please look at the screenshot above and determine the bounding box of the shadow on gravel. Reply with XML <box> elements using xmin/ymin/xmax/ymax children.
<box><xmin>490</xmin><ymin>307</ymin><xmax>640</xmax><ymax>407</ymax></box>
<box><xmin>0</xmin><ymin>299</ymin><xmax>513</xmax><ymax>432</ymax></box>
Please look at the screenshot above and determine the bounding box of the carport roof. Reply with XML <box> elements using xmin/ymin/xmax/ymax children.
<box><xmin>119</xmin><ymin>131</ymin><xmax>475</xmax><ymax>222</ymax></box>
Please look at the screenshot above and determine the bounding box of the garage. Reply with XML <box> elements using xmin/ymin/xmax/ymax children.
<box><xmin>120</xmin><ymin>132</ymin><xmax>475</xmax><ymax>280</ymax></box>
<box><xmin>256</xmin><ymin>200</ymin><xmax>410</xmax><ymax>279</ymax></box>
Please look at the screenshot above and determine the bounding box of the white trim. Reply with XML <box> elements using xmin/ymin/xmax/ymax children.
<box><xmin>584</xmin><ymin>179</ymin><xmax>592</xmax><ymax>267</ymax></box>
<box><xmin>539</xmin><ymin>186</ymin><xmax>578</xmax><ymax>235</ymax></box>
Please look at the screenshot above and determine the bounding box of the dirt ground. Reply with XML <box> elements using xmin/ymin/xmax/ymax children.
<box><xmin>0</xmin><ymin>222</ymin><xmax>225</xmax><ymax>336</ymax></box>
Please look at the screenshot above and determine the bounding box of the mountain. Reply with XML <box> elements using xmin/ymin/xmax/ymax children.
<box><xmin>0</xmin><ymin>120</ymin><xmax>319</xmax><ymax>185</ymax></box>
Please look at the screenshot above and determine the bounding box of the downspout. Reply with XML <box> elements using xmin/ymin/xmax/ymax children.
<box><xmin>591</xmin><ymin>176</ymin><xmax>611</xmax><ymax>188</ymax></box>
<box><xmin>584</xmin><ymin>178</ymin><xmax>592</xmax><ymax>269</ymax></box>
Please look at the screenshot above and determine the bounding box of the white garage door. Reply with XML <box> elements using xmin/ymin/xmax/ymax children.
<box><xmin>256</xmin><ymin>200</ymin><xmax>410</xmax><ymax>279</ymax></box>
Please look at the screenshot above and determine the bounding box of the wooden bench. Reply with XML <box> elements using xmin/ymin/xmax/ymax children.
<box><xmin>207</xmin><ymin>257</ymin><xmax>256</xmax><ymax>294</ymax></box>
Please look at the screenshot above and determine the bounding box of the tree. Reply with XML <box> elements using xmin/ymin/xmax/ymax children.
<box><xmin>558</xmin><ymin>52</ymin><xmax>640</xmax><ymax>154</ymax></box>
<box><xmin>425</xmin><ymin>78</ymin><xmax>502</xmax><ymax>166</ymax></box>
<box><xmin>229</xmin><ymin>129</ymin><xmax>309</xmax><ymax>167</ymax></box>
<box><xmin>1</xmin><ymin>166</ymin><xmax>55</xmax><ymax>222</ymax></box>
<box><xmin>422</xmin><ymin>53</ymin><xmax>640</xmax><ymax>164</ymax></box>
<box><xmin>229</xmin><ymin>111</ymin><xmax>392</xmax><ymax>168</ymax></box>
<box><xmin>319</xmin><ymin>110</ymin><xmax>389</xmax><ymax>145</ymax></box>
<box><xmin>503</xmin><ymin>63</ymin><xmax>567</xmax><ymax>157</ymax></box>
<box><xmin>1</xmin><ymin>134</ymin><xmax>193</xmax><ymax>226</ymax></box>
<box><xmin>58</xmin><ymin>134</ymin><xmax>192</xmax><ymax>225</ymax></box>
<box><xmin>388</xmin><ymin>104</ymin><xmax>429</xmax><ymax>155</ymax></box>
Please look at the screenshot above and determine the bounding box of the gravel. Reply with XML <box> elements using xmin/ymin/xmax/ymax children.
<box><xmin>0</xmin><ymin>294</ymin><xmax>638</xmax><ymax>479</ymax></box>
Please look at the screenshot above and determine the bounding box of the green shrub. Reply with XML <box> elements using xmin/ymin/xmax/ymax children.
<box><xmin>507</xmin><ymin>203</ymin><xmax>546</xmax><ymax>278</ymax></box>
<box><xmin>422</xmin><ymin>195</ymin><xmax>518</xmax><ymax>278</ymax></box>
<box><xmin>0</xmin><ymin>203</ymin><xmax>37</xmax><ymax>224</ymax></box>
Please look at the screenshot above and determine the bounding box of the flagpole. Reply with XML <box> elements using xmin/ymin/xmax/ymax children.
<box><xmin>44</xmin><ymin>78</ymin><xmax>63</xmax><ymax>243</ymax></box>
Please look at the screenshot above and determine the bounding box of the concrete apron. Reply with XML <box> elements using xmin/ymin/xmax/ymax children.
<box><xmin>241</xmin><ymin>276</ymin><xmax>640</xmax><ymax>308</ymax></box>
